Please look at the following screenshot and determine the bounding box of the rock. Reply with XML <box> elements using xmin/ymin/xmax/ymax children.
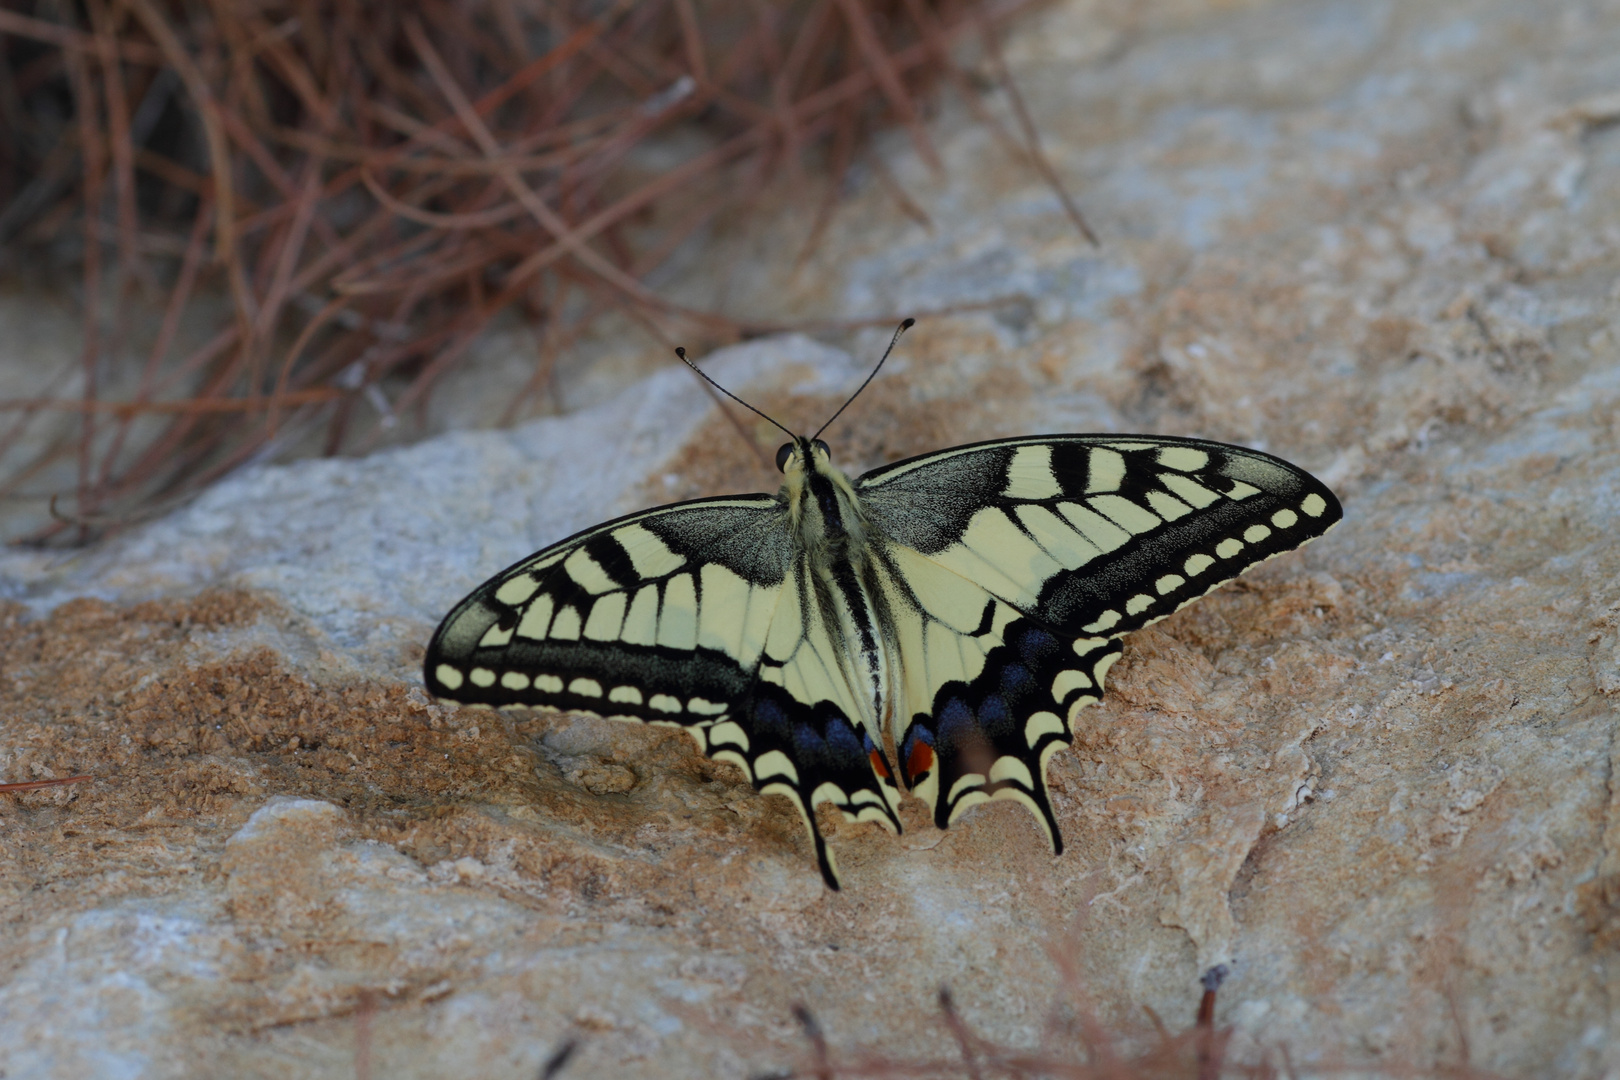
<box><xmin>4</xmin><ymin>0</ymin><xmax>1620</xmax><ymax>1076</ymax></box>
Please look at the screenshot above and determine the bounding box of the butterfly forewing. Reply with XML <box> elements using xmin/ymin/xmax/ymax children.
<box><xmin>858</xmin><ymin>435</ymin><xmax>1340</xmax><ymax>842</ymax></box>
<box><xmin>425</xmin><ymin>496</ymin><xmax>783</xmax><ymax>717</ymax></box>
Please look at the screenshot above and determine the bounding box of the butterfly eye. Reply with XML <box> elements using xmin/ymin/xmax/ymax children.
<box><xmin>774</xmin><ymin>442</ymin><xmax>795</xmax><ymax>472</ymax></box>
<box><xmin>813</xmin><ymin>439</ymin><xmax>830</xmax><ymax>457</ymax></box>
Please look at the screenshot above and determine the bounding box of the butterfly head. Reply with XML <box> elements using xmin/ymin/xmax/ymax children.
<box><xmin>776</xmin><ymin>435</ymin><xmax>864</xmax><ymax>546</ymax></box>
<box><xmin>774</xmin><ymin>436</ymin><xmax>831</xmax><ymax>475</ymax></box>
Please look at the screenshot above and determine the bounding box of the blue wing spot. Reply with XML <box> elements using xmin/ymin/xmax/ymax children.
<box><xmin>824</xmin><ymin>716</ymin><xmax>865</xmax><ymax>757</ymax></box>
<box><xmin>937</xmin><ymin>696</ymin><xmax>977</xmax><ymax>744</ymax></box>
<box><xmin>1014</xmin><ymin>626</ymin><xmax>1060</xmax><ymax>667</ymax></box>
<box><xmin>753</xmin><ymin>697</ymin><xmax>791</xmax><ymax>740</ymax></box>
<box><xmin>1000</xmin><ymin>662</ymin><xmax>1036</xmax><ymax>696</ymax></box>
<box><xmin>976</xmin><ymin>693</ymin><xmax>1016</xmax><ymax>743</ymax></box>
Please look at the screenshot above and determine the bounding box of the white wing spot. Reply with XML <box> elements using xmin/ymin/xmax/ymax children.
<box><xmin>479</xmin><ymin>623</ymin><xmax>514</xmax><ymax>648</ymax></box>
<box><xmin>657</xmin><ymin>574</ymin><xmax>698</xmax><ymax>649</ymax></box>
<box><xmin>1082</xmin><ymin>609</ymin><xmax>1121</xmax><ymax>633</ymax></box>
<box><xmin>1157</xmin><ymin>446</ymin><xmax>1209</xmax><ymax>472</ymax></box>
<box><xmin>1090</xmin><ymin>494</ymin><xmax>1160</xmax><ymax>535</ymax></box>
<box><xmin>584</xmin><ymin>592</ymin><xmax>628</xmax><ymax>641</ymax></box>
<box><xmin>1003</xmin><ymin>445</ymin><xmax>1062</xmax><ymax>499</ymax></box>
<box><xmin>1301</xmin><ymin>493</ymin><xmax>1328</xmax><ymax>517</ymax></box>
<box><xmin>563</xmin><ymin>548</ymin><xmax>618</xmax><ymax>594</ymax></box>
<box><xmin>1184</xmin><ymin>553</ymin><xmax>1215</xmax><ymax>576</ymax></box>
<box><xmin>1156</xmin><ymin>573</ymin><xmax>1185</xmax><ymax>595</ymax></box>
<box><xmin>1271</xmin><ymin>508</ymin><xmax>1299</xmax><ymax>529</ymax></box>
<box><xmin>535</xmin><ymin>674</ymin><xmax>564</xmax><ymax>693</ymax></box>
<box><xmin>754</xmin><ymin>749</ymin><xmax>799</xmax><ymax>783</ymax></box>
<box><xmin>1052</xmin><ymin>669</ymin><xmax>1092</xmax><ymax>702</ymax></box>
<box><xmin>688</xmin><ymin>697</ymin><xmax>728</xmax><ymax>715</ymax></box>
<box><xmin>989</xmin><ymin>756</ymin><xmax>1034</xmax><ymax>788</ymax></box>
<box><xmin>810</xmin><ymin>781</ymin><xmax>850</xmax><ymax>807</ymax></box>
<box><xmin>708</xmin><ymin>720</ymin><xmax>749</xmax><ymax>750</ymax></box>
<box><xmin>1024</xmin><ymin>710</ymin><xmax>1066</xmax><ymax>748</ymax></box>
<box><xmin>435</xmin><ymin>664</ymin><xmax>464</xmax><ymax>691</ymax></box>
<box><xmin>515</xmin><ymin>594</ymin><xmax>554</xmax><ymax>640</ymax></box>
<box><xmin>1014</xmin><ymin>503</ymin><xmax>1101</xmax><ymax>569</ymax></box>
<box><xmin>1159</xmin><ymin>472</ymin><xmax>1220</xmax><ymax>508</ymax></box>
<box><xmin>1057</xmin><ymin>501</ymin><xmax>1131</xmax><ymax>553</ymax></box>
<box><xmin>1093</xmin><ymin>650</ymin><xmax>1121</xmax><ymax>688</ymax></box>
<box><xmin>528</xmin><ymin>551</ymin><xmax>568</xmax><ymax>574</ymax></box>
<box><xmin>1244</xmin><ymin>524</ymin><xmax>1272</xmax><ymax>544</ymax></box>
<box><xmin>549</xmin><ymin>605</ymin><xmax>582</xmax><ymax>640</ymax></box>
<box><xmin>948</xmin><ymin>772</ymin><xmax>987</xmax><ymax>802</ymax></box>
<box><xmin>1145</xmin><ymin>489</ymin><xmax>1193</xmax><ymax>521</ymax></box>
<box><xmin>1086</xmin><ymin>448</ymin><xmax>1125</xmax><ymax>493</ymax></box>
<box><xmin>649</xmin><ymin>693</ymin><xmax>683</xmax><ymax>714</ymax></box>
<box><xmin>697</xmin><ymin>563</ymin><xmax>750</xmax><ymax>656</ymax></box>
<box><xmin>1125</xmin><ymin>593</ymin><xmax>1154</xmax><ymax>615</ymax></box>
<box><xmin>494</xmin><ymin>575</ymin><xmax>539</xmax><ymax>606</ymax></box>
<box><xmin>1073</xmin><ymin>636</ymin><xmax>1108</xmax><ymax>654</ymax></box>
<box><xmin>501</xmin><ymin>671</ymin><xmax>530</xmax><ymax>690</ymax></box>
<box><xmin>1216</xmin><ymin>537</ymin><xmax>1245</xmax><ymax>559</ymax></box>
<box><xmin>470</xmin><ymin>667</ymin><xmax>496</xmax><ymax>688</ymax></box>
<box><xmin>1225</xmin><ymin>480</ymin><xmax>1262</xmax><ymax>500</ymax></box>
<box><xmin>946</xmin><ymin>790</ymin><xmax>992</xmax><ymax>824</ymax></box>
<box><xmin>569</xmin><ymin>677</ymin><xmax>603</xmax><ymax>697</ymax></box>
<box><xmin>621</xmin><ymin>585</ymin><xmax>659</xmax><ymax>646</ymax></box>
<box><xmin>612</xmin><ymin>522</ymin><xmax>687</xmax><ymax>578</ymax></box>
<box><xmin>609</xmin><ymin>685</ymin><xmax>643</xmax><ymax>705</ymax></box>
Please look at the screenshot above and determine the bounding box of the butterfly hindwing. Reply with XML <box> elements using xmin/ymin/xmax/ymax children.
<box><xmin>860</xmin><ymin>435</ymin><xmax>1340</xmax><ymax>844</ymax></box>
<box><xmin>424</xmin><ymin>495</ymin><xmax>900</xmax><ymax>888</ymax></box>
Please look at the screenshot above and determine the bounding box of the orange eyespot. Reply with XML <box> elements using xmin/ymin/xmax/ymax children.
<box><xmin>868</xmin><ymin>749</ymin><xmax>891</xmax><ymax>779</ymax></box>
<box><xmin>906</xmin><ymin>740</ymin><xmax>934</xmax><ymax>780</ymax></box>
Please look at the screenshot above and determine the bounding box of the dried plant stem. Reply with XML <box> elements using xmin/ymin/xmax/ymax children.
<box><xmin>2</xmin><ymin>0</ymin><xmax>1091</xmax><ymax>541</ymax></box>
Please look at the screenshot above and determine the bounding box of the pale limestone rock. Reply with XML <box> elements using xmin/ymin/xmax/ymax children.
<box><xmin>3</xmin><ymin>0</ymin><xmax>1620</xmax><ymax>1077</ymax></box>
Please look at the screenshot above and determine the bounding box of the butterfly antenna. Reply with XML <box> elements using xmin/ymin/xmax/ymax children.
<box><xmin>674</xmin><ymin>346</ymin><xmax>795</xmax><ymax>439</ymax></box>
<box><xmin>812</xmin><ymin>317</ymin><xmax>914</xmax><ymax>441</ymax></box>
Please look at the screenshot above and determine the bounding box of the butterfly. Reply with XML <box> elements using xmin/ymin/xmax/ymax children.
<box><xmin>424</xmin><ymin>322</ymin><xmax>1342</xmax><ymax>888</ymax></box>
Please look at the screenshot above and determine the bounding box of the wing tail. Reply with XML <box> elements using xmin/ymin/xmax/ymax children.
<box><xmin>896</xmin><ymin>620</ymin><xmax>1124</xmax><ymax>852</ymax></box>
<box><xmin>726</xmin><ymin>682</ymin><xmax>903</xmax><ymax>890</ymax></box>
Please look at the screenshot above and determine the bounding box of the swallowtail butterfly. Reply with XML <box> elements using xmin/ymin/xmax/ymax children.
<box><xmin>425</xmin><ymin>325</ymin><xmax>1341</xmax><ymax>888</ymax></box>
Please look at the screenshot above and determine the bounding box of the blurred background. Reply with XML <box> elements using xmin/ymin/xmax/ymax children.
<box><xmin>0</xmin><ymin>0</ymin><xmax>1088</xmax><ymax>543</ymax></box>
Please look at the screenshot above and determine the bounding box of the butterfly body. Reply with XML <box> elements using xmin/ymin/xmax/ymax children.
<box><xmin>425</xmin><ymin>431</ymin><xmax>1341</xmax><ymax>888</ymax></box>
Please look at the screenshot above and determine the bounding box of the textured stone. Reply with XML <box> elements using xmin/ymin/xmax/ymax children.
<box><xmin>3</xmin><ymin>0</ymin><xmax>1620</xmax><ymax>1077</ymax></box>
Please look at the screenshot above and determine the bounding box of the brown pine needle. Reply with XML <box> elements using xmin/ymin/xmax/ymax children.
<box><xmin>1</xmin><ymin>0</ymin><xmax>1089</xmax><ymax>543</ymax></box>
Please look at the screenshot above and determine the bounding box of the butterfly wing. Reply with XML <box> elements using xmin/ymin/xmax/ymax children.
<box><xmin>423</xmin><ymin>494</ymin><xmax>900</xmax><ymax>889</ymax></box>
<box><xmin>858</xmin><ymin>435</ymin><xmax>1342</xmax><ymax>843</ymax></box>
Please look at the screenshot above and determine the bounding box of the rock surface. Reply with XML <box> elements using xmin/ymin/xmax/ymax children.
<box><xmin>4</xmin><ymin>0</ymin><xmax>1620</xmax><ymax>1076</ymax></box>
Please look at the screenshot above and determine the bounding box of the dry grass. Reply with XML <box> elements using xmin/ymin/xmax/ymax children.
<box><xmin>0</xmin><ymin>0</ymin><xmax>1091</xmax><ymax>543</ymax></box>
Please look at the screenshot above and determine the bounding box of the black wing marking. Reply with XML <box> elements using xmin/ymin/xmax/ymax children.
<box><xmin>860</xmin><ymin>435</ymin><xmax>1340</xmax><ymax>842</ymax></box>
<box><xmin>424</xmin><ymin>494</ymin><xmax>900</xmax><ymax>888</ymax></box>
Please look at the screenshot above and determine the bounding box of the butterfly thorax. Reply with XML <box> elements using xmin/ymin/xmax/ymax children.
<box><xmin>779</xmin><ymin>435</ymin><xmax>871</xmax><ymax>564</ymax></box>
